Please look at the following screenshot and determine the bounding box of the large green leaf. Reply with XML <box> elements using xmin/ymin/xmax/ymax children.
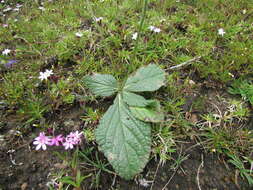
<box><xmin>122</xmin><ymin>91</ymin><xmax>150</xmax><ymax>107</ymax></box>
<box><xmin>129</xmin><ymin>100</ymin><xmax>164</xmax><ymax>122</ymax></box>
<box><xmin>123</xmin><ymin>64</ymin><xmax>166</xmax><ymax>92</ymax></box>
<box><xmin>95</xmin><ymin>94</ymin><xmax>151</xmax><ymax>180</ymax></box>
<box><xmin>83</xmin><ymin>74</ymin><xmax>118</xmax><ymax>97</ymax></box>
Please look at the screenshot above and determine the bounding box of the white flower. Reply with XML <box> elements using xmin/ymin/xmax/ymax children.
<box><xmin>75</xmin><ymin>32</ymin><xmax>83</xmax><ymax>37</ymax></box>
<box><xmin>2</xmin><ymin>24</ymin><xmax>8</xmax><ymax>28</ymax></box>
<box><xmin>138</xmin><ymin>178</ymin><xmax>153</xmax><ymax>187</ymax></box>
<box><xmin>13</xmin><ymin>8</ymin><xmax>19</xmax><ymax>11</ymax></box>
<box><xmin>218</xmin><ymin>28</ymin><xmax>225</xmax><ymax>36</ymax></box>
<box><xmin>149</xmin><ymin>25</ymin><xmax>161</xmax><ymax>33</ymax></box>
<box><xmin>242</xmin><ymin>9</ymin><xmax>246</xmax><ymax>14</ymax></box>
<box><xmin>45</xmin><ymin>69</ymin><xmax>53</xmax><ymax>76</ymax></box>
<box><xmin>132</xmin><ymin>32</ymin><xmax>138</xmax><ymax>40</ymax></box>
<box><xmin>2</xmin><ymin>49</ymin><xmax>11</xmax><ymax>55</ymax></box>
<box><xmin>33</xmin><ymin>132</ymin><xmax>51</xmax><ymax>151</ymax></box>
<box><xmin>38</xmin><ymin>6</ymin><xmax>45</xmax><ymax>11</ymax></box>
<box><xmin>149</xmin><ymin>26</ymin><xmax>155</xmax><ymax>31</ymax></box>
<box><xmin>38</xmin><ymin>69</ymin><xmax>53</xmax><ymax>81</ymax></box>
<box><xmin>39</xmin><ymin>72</ymin><xmax>49</xmax><ymax>81</ymax></box>
<box><xmin>94</xmin><ymin>17</ymin><xmax>103</xmax><ymax>22</ymax></box>
<box><xmin>3</xmin><ymin>7</ymin><xmax>12</xmax><ymax>12</ymax></box>
<box><xmin>153</xmin><ymin>27</ymin><xmax>161</xmax><ymax>33</ymax></box>
<box><xmin>16</xmin><ymin>4</ymin><xmax>23</xmax><ymax>8</ymax></box>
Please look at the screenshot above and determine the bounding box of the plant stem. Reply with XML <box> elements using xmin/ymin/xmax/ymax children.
<box><xmin>134</xmin><ymin>0</ymin><xmax>149</xmax><ymax>54</ymax></box>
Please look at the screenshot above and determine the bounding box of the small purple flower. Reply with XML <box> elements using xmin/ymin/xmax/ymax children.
<box><xmin>4</xmin><ymin>60</ymin><xmax>17</xmax><ymax>68</ymax></box>
<box><xmin>33</xmin><ymin>132</ymin><xmax>51</xmax><ymax>150</ymax></box>
<box><xmin>49</xmin><ymin>135</ymin><xmax>64</xmax><ymax>146</ymax></box>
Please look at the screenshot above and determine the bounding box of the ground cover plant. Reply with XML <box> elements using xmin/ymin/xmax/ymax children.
<box><xmin>84</xmin><ymin>64</ymin><xmax>165</xmax><ymax>179</ymax></box>
<box><xmin>0</xmin><ymin>0</ymin><xmax>253</xmax><ymax>189</ymax></box>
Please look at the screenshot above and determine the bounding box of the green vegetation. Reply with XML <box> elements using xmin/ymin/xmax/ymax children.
<box><xmin>0</xmin><ymin>0</ymin><xmax>252</xmax><ymax>188</ymax></box>
<box><xmin>229</xmin><ymin>79</ymin><xmax>253</xmax><ymax>105</ymax></box>
<box><xmin>83</xmin><ymin>64</ymin><xmax>165</xmax><ymax>179</ymax></box>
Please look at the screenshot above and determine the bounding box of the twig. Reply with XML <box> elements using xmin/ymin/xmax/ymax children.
<box><xmin>196</xmin><ymin>154</ymin><xmax>204</xmax><ymax>190</ymax></box>
<box><xmin>111</xmin><ymin>173</ymin><xmax>117</xmax><ymax>188</ymax></box>
<box><xmin>161</xmin><ymin>146</ymin><xmax>185</xmax><ymax>190</ymax></box>
<box><xmin>166</xmin><ymin>56</ymin><xmax>202</xmax><ymax>71</ymax></box>
<box><xmin>150</xmin><ymin>162</ymin><xmax>160</xmax><ymax>190</ymax></box>
<box><xmin>161</xmin><ymin>167</ymin><xmax>178</xmax><ymax>190</ymax></box>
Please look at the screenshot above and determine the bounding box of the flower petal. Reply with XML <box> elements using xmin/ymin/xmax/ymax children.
<box><xmin>36</xmin><ymin>144</ymin><xmax>42</xmax><ymax>150</ymax></box>
<box><xmin>42</xmin><ymin>144</ymin><xmax>47</xmax><ymax>150</ymax></box>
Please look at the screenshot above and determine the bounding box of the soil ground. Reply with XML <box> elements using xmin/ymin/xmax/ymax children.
<box><xmin>0</xmin><ymin>104</ymin><xmax>250</xmax><ymax>190</ymax></box>
<box><xmin>0</xmin><ymin>0</ymin><xmax>252</xmax><ymax>189</ymax></box>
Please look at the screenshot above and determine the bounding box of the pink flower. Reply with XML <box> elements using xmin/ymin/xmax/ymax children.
<box><xmin>67</xmin><ymin>131</ymin><xmax>83</xmax><ymax>145</ymax></box>
<box><xmin>49</xmin><ymin>135</ymin><xmax>64</xmax><ymax>146</ymax></box>
<box><xmin>33</xmin><ymin>132</ymin><xmax>51</xmax><ymax>150</ymax></box>
<box><xmin>62</xmin><ymin>131</ymin><xmax>83</xmax><ymax>150</ymax></box>
<box><xmin>62</xmin><ymin>140</ymin><xmax>74</xmax><ymax>150</ymax></box>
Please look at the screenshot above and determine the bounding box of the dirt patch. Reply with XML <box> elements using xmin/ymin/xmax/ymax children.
<box><xmin>0</xmin><ymin>140</ymin><xmax>250</xmax><ymax>189</ymax></box>
<box><xmin>0</xmin><ymin>146</ymin><xmax>60</xmax><ymax>189</ymax></box>
<box><xmin>82</xmin><ymin>144</ymin><xmax>248</xmax><ymax>190</ymax></box>
<box><xmin>0</xmin><ymin>93</ymin><xmax>251</xmax><ymax>190</ymax></box>
<box><xmin>144</xmin><ymin>145</ymin><xmax>249</xmax><ymax>190</ymax></box>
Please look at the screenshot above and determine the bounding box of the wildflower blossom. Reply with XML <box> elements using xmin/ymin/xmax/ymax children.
<box><xmin>62</xmin><ymin>140</ymin><xmax>74</xmax><ymax>150</ymax></box>
<box><xmin>3</xmin><ymin>7</ymin><xmax>12</xmax><ymax>12</ymax></box>
<box><xmin>33</xmin><ymin>130</ymin><xmax>83</xmax><ymax>150</ymax></box>
<box><xmin>75</xmin><ymin>32</ymin><xmax>83</xmax><ymax>37</ymax></box>
<box><xmin>16</xmin><ymin>4</ymin><xmax>23</xmax><ymax>8</ymax></box>
<box><xmin>149</xmin><ymin>26</ymin><xmax>161</xmax><ymax>33</ymax></box>
<box><xmin>4</xmin><ymin>60</ymin><xmax>17</xmax><ymax>68</ymax></box>
<box><xmin>149</xmin><ymin>26</ymin><xmax>155</xmax><ymax>31</ymax></box>
<box><xmin>132</xmin><ymin>32</ymin><xmax>138</xmax><ymax>40</ymax></box>
<box><xmin>2</xmin><ymin>49</ymin><xmax>11</xmax><ymax>55</ymax></box>
<box><xmin>39</xmin><ymin>69</ymin><xmax>53</xmax><ymax>81</ymax></box>
<box><xmin>66</xmin><ymin>131</ymin><xmax>83</xmax><ymax>144</ymax></box>
<box><xmin>218</xmin><ymin>28</ymin><xmax>225</xmax><ymax>36</ymax></box>
<box><xmin>45</xmin><ymin>69</ymin><xmax>53</xmax><ymax>76</ymax></box>
<box><xmin>94</xmin><ymin>17</ymin><xmax>103</xmax><ymax>22</ymax></box>
<box><xmin>39</xmin><ymin>71</ymin><xmax>49</xmax><ymax>81</ymax></box>
<box><xmin>63</xmin><ymin>131</ymin><xmax>83</xmax><ymax>150</ymax></box>
<box><xmin>49</xmin><ymin>135</ymin><xmax>64</xmax><ymax>146</ymax></box>
<box><xmin>38</xmin><ymin>6</ymin><xmax>45</xmax><ymax>11</ymax></box>
<box><xmin>153</xmin><ymin>28</ymin><xmax>161</xmax><ymax>33</ymax></box>
<box><xmin>33</xmin><ymin>132</ymin><xmax>51</xmax><ymax>150</ymax></box>
<box><xmin>138</xmin><ymin>178</ymin><xmax>153</xmax><ymax>187</ymax></box>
